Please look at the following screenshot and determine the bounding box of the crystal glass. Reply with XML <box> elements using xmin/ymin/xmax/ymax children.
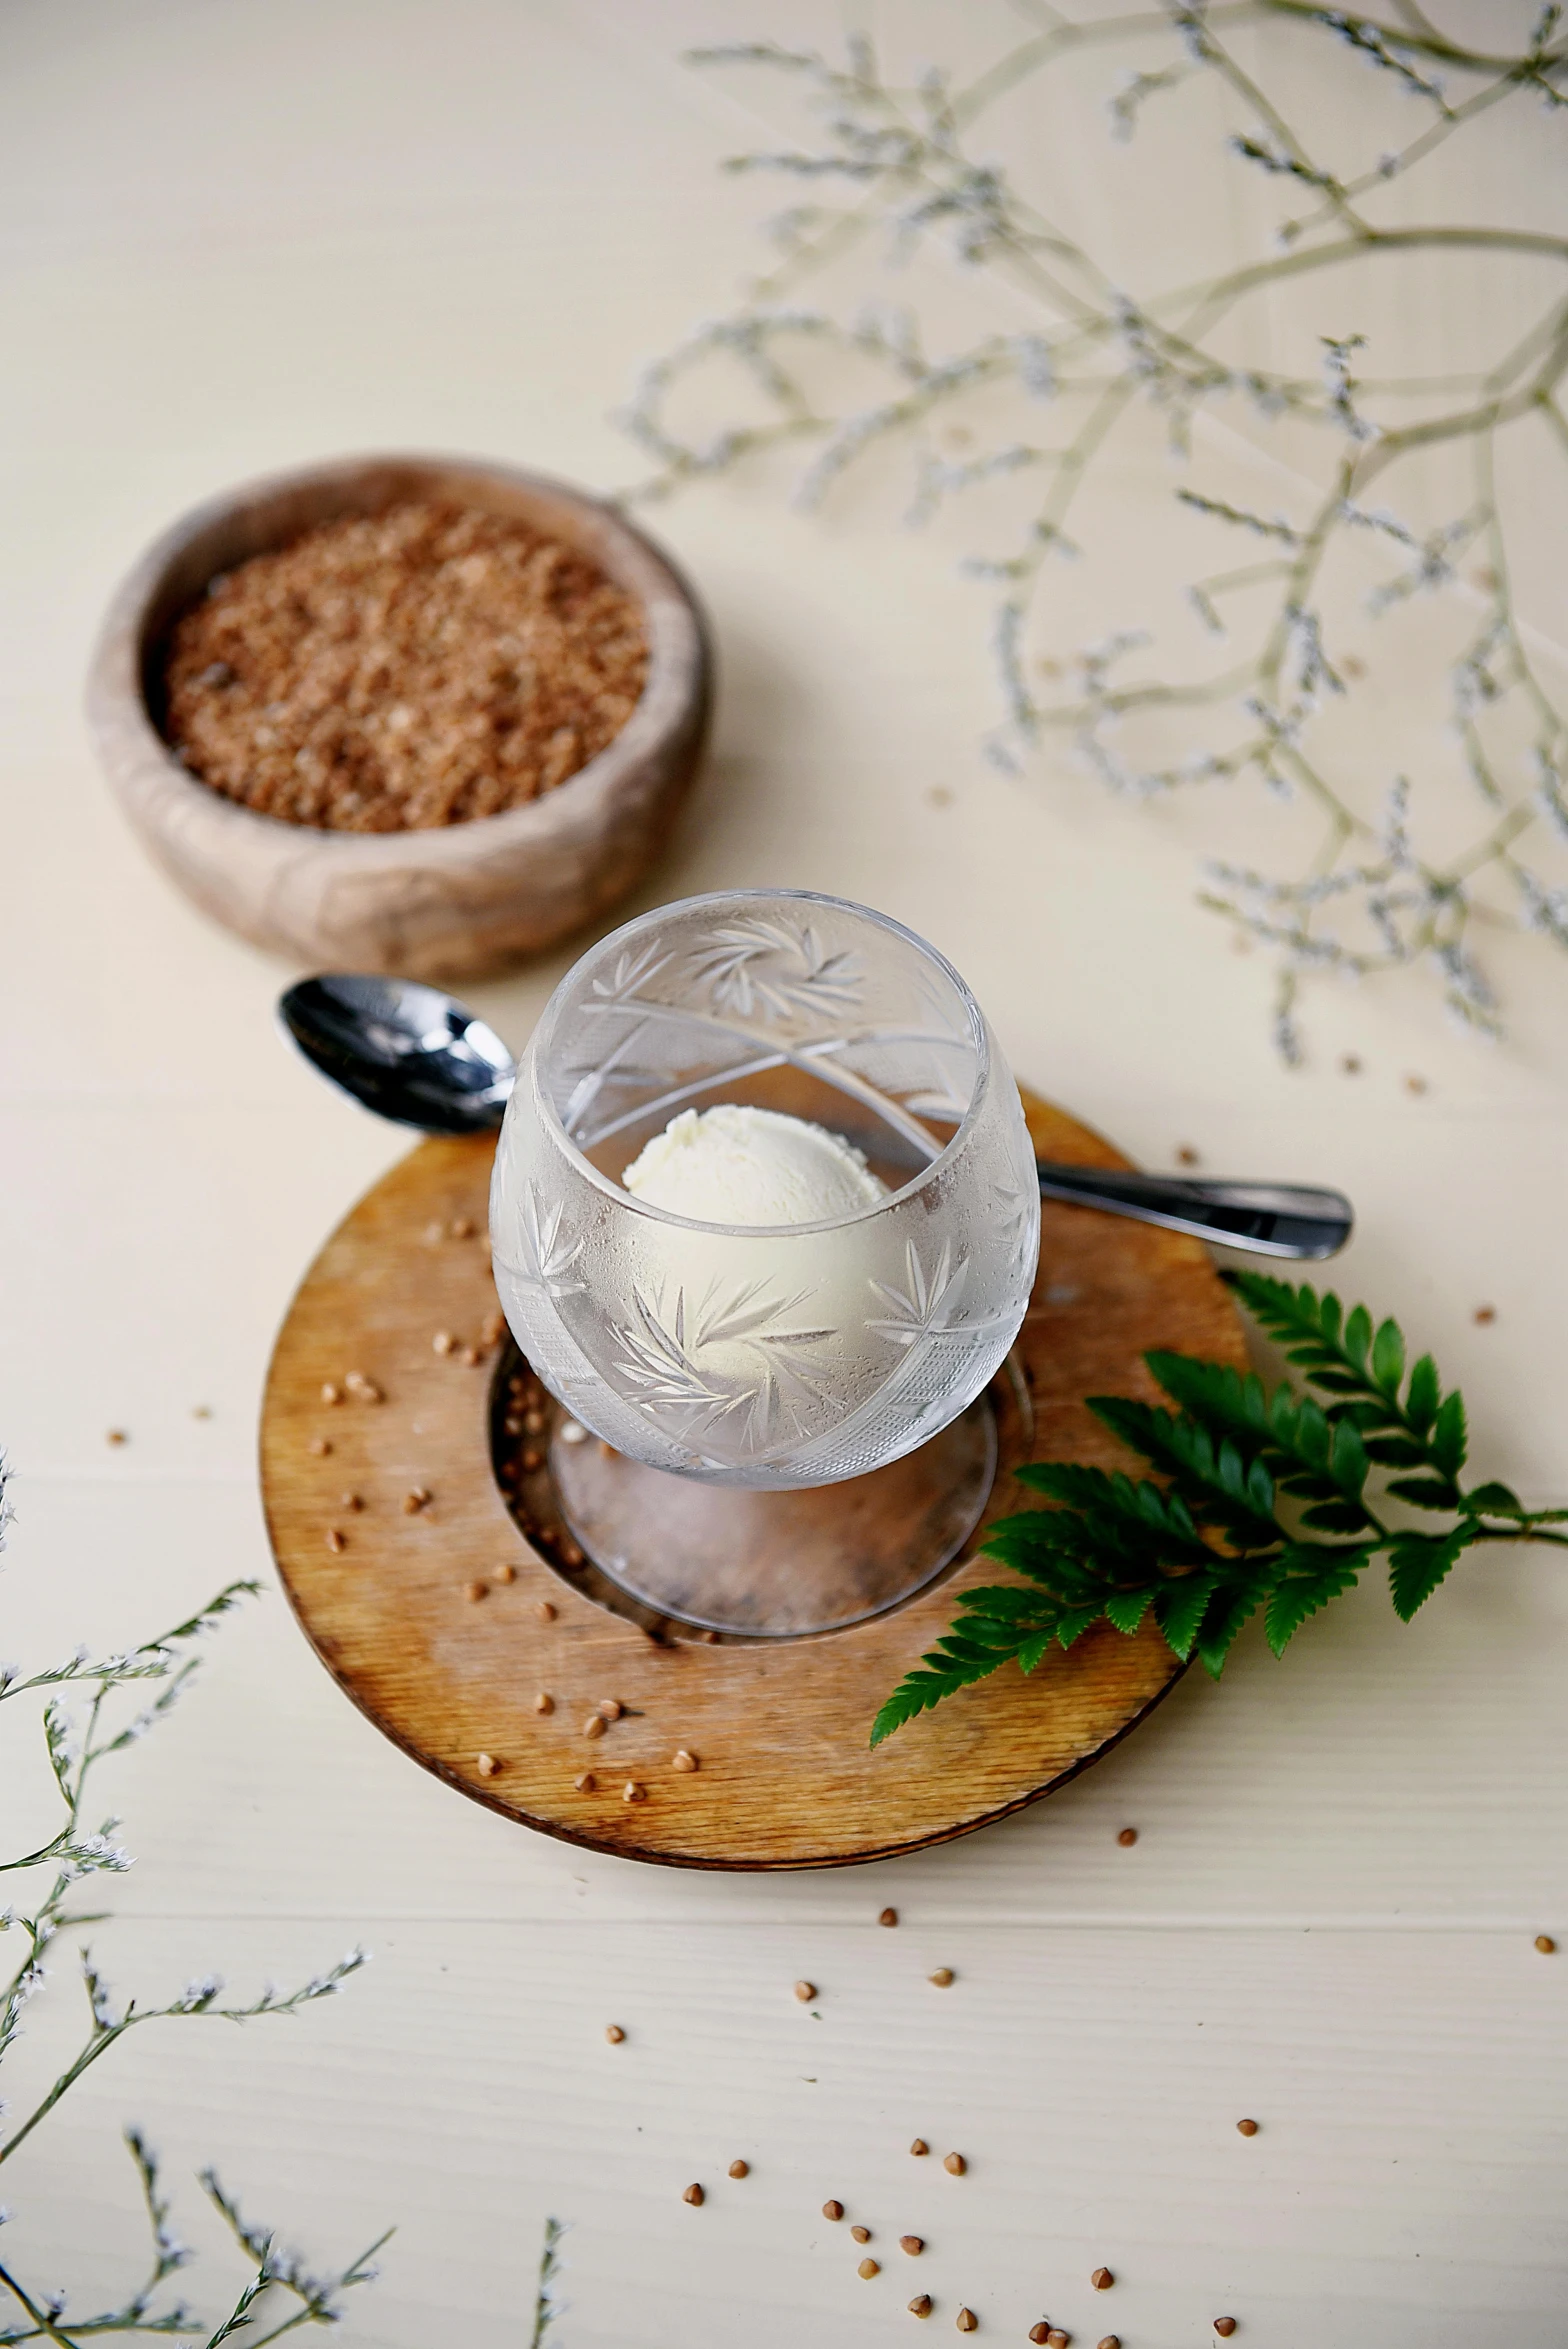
<box><xmin>491</xmin><ymin>890</ymin><xmax>1040</xmax><ymax>1631</ymax></box>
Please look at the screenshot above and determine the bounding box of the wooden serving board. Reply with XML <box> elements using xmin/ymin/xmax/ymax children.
<box><xmin>260</xmin><ymin>1089</ymin><xmax>1246</xmax><ymax>1870</ymax></box>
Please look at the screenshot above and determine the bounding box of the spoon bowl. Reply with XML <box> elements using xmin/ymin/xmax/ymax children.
<box><xmin>280</xmin><ymin>974</ymin><xmax>514</xmax><ymax>1136</ymax></box>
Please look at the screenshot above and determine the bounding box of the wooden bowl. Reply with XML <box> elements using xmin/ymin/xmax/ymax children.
<box><xmin>85</xmin><ymin>453</ymin><xmax>713</xmax><ymax>980</ymax></box>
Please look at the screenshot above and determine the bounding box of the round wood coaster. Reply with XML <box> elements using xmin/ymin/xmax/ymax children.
<box><xmin>260</xmin><ymin>1089</ymin><xmax>1246</xmax><ymax>1870</ymax></box>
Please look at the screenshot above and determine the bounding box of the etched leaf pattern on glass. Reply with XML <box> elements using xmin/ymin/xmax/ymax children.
<box><xmin>687</xmin><ymin>916</ymin><xmax>864</xmax><ymax>1025</ymax></box>
<box><xmin>514</xmin><ymin>1181</ymin><xmax>587</xmax><ymax>1300</ymax></box>
<box><xmin>610</xmin><ymin>1275</ymin><xmax>837</xmax><ymax>1449</ymax></box>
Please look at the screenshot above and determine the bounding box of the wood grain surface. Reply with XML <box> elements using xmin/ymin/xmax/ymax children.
<box><xmin>260</xmin><ymin>1088</ymin><xmax>1246</xmax><ymax>1869</ymax></box>
<box><xmin>85</xmin><ymin>454</ymin><xmax>712</xmax><ymax>979</ymax></box>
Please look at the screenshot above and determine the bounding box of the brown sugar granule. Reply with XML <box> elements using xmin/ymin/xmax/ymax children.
<box><xmin>163</xmin><ymin>501</ymin><xmax>649</xmax><ymax>831</ymax></box>
<box><xmin>1236</xmin><ymin>2117</ymin><xmax>1259</xmax><ymax>2136</ymax></box>
<box><xmin>682</xmin><ymin>2183</ymin><xmax>704</xmax><ymax>2207</ymax></box>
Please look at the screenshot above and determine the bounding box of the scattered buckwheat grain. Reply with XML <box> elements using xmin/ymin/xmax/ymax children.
<box><xmin>464</xmin><ymin>1579</ymin><xmax>487</xmax><ymax>1602</ymax></box>
<box><xmin>682</xmin><ymin>2184</ymin><xmax>704</xmax><ymax>2207</ymax></box>
<box><xmin>823</xmin><ymin>2201</ymin><xmax>844</xmax><ymax>2222</ymax></box>
<box><xmin>880</xmin><ymin>1907</ymin><xmax>899</xmax><ymax>1927</ymax></box>
<box><xmin>956</xmin><ymin>2308</ymin><xmax>977</xmax><ymax>2331</ymax></box>
<box><xmin>729</xmin><ymin>2160</ymin><xmax>748</xmax><ymax>2179</ymax></box>
<box><xmin>1536</xmin><ymin>1935</ymin><xmax>1557</xmax><ymax>1953</ymax></box>
<box><xmin>900</xmin><ymin>2236</ymin><xmax>924</xmax><ymax>2256</ymax></box>
<box><xmin>1091</xmin><ymin>2270</ymin><xmax>1113</xmax><ymax>2291</ymax></box>
<box><xmin>909</xmin><ymin>2295</ymin><xmax>933</xmax><ymax>2317</ymax></box>
<box><xmin>605</xmin><ymin>2024</ymin><xmax>625</xmax><ymax>2045</ymax></box>
<box><xmin>534</xmin><ymin>1692</ymin><xmax>553</xmax><ymax>1715</ymax></box>
<box><xmin>1236</xmin><ymin>2118</ymin><xmax>1259</xmax><ymax>2136</ymax></box>
<box><xmin>943</xmin><ymin>2153</ymin><xmax>966</xmax><ymax>2176</ymax></box>
<box><xmin>1214</xmin><ymin>2323</ymin><xmax>1237</xmax><ymax>2339</ymax></box>
<box><xmin>859</xmin><ymin>2259</ymin><xmax>880</xmax><ymax>2280</ymax></box>
<box><xmin>910</xmin><ymin>2140</ymin><xmax>929</xmax><ymax>2158</ymax></box>
<box><xmin>1117</xmin><ymin>1827</ymin><xmax>1138</xmax><ymax>1847</ymax></box>
<box><xmin>794</xmin><ymin>1981</ymin><xmax>816</xmax><ymax>2003</ymax></box>
<box><xmin>475</xmin><ymin>1753</ymin><xmax>500</xmax><ymax>1778</ymax></box>
<box><xmin>929</xmin><ymin>1968</ymin><xmax>955</xmax><ymax>1987</ymax></box>
<box><xmin>672</xmin><ymin>1749</ymin><xmax>698</xmax><ymax>1772</ymax></box>
<box><xmin>326</xmin><ymin>1529</ymin><xmax>346</xmax><ymax>1554</ymax></box>
<box><xmin>851</xmin><ymin>2226</ymin><xmax>871</xmax><ymax>2245</ymax></box>
<box><xmin>535</xmin><ymin>1599</ymin><xmax>556</xmax><ymax>1621</ymax></box>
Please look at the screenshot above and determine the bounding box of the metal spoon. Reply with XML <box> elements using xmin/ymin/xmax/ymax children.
<box><xmin>280</xmin><ymin>974</ymin><xmax>1352</xmax><ymax>1260</ymax></box>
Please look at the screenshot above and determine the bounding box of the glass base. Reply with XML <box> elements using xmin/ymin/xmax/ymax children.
<box><xmin>548</xmin><ymin>1396</ymin><xmax>998</xmax><ymax>1637</ymax></box>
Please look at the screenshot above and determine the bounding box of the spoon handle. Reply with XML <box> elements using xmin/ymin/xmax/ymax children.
<box><xmin>1035</xmin><ymin>1163</ymin><xmax>1352</xmax><ymax>1260</ymax></box>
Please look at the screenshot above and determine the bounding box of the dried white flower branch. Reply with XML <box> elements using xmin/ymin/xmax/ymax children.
<box><xmin>0</xmin><ymin>1449</ymin><xmax>387</xmax><ymax>2348</ymax></box>
<box><xmin>619</xmin><ymin>1</ymin><xmax>1568</xmax><ymax>1056</ymax></box>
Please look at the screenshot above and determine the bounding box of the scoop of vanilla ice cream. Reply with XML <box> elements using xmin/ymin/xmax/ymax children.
<box><xmin>622</xmin><ymin>1104</ymin><xmax>886</xmax><ymax>1226</ymax></box>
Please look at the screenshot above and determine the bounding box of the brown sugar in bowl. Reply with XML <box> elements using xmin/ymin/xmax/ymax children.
<box><xmin>85</xmin><ymin>453</ymin><xmax>712</xmax><ymax>980</ymax></box>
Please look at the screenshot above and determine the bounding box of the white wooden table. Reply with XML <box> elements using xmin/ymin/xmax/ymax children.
<box><xmin>1</xmin><ymin>4</ymin><xmax>1564</xmax><ymax>2343</ymax></box>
